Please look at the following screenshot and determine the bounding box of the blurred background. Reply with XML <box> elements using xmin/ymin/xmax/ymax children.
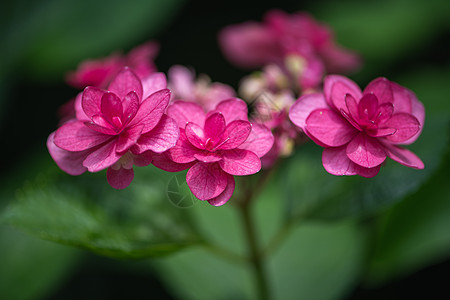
<box><xmin>1</xmin><ymin>0</ymin><xmax>449</xmax><ymax>299</ymax></box>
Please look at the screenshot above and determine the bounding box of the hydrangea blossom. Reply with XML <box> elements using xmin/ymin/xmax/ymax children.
<box><xmin>66</xmin><ymin>41</ymin><xmax>159</xmax><ymax>89</ymax></box>
<box><xmin>153</xmin><ymin>99</ymin><xmax>274</xmax><ymax>206</ymax></box>
<box><xmin>218</xmin><ymin>10</ymin><xmax>360</xmax><ymax>91</ymax></box>
<box><xmin>168</xmin><ymin>65</ymin><xmax>235</xmax><ymax>111</ymax></box>
<box><xmin>246</xmin><ymin>91</ymin><xmax>299</xmax><ymax>168</ymax></box>
<box><xmin>289</xmin><ymin>75</ymin><xmax>424</xmax><ymax>177</ymax></box>
<box><xmin>47</xmin><ymin>68</ymin><xmax>179</xmax><ymax>189</ymax></box>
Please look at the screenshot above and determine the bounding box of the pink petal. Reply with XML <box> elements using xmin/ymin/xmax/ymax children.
<box><xmin>363</xmin><ymin>77</ymin><xmax>393</xmax><ymax>104</ymax></box>
<box><xmin>107</xmin><ymin>67</ymin><xmax>143</xmax><ymax>100</ymax></box>
<box><xmin>341</xmin><ymin>94</ymin><xmax>362</xmax><ymax>131</ymax></box>
<box><xmin>122</xmin><ymin>91</ymin><xmax>140</xmax><ymax>125</ymax></box>
<box><xmin>322</xmin><ymin>146</ymin><xmax>358</xmax><ymax>176</ymax></box>
<box><xmin>219</xmin><ymin>149</ymin><xmax>261</xmax><ymax>175</ymax></box>
<box><xmin>128</xmin><ymin>89</ymin><xmax>171</xmax><ymax>133</ymax></box>
<box><xmin>83</xmin><ymin>139</ymin><xmax>120</xmax><ymax>172</ymax></box>
<box><xmin>208</xmin><ymin>174</ymin><xmax>235</xmax><ymax>206</ymax></box>
<box><xmin>54</xmin><ymin>121</ymin><xmax>112</xmax><ymax>151</ymax></box>
<box><xmin>219</xmin><ymin>120</ymin><xmax>252</xmax><ymax>150</ymax></box>
<box><xmin>101</xmin><ymin>92</ymin><xmax>123</xmax><ymax>125</ymax></box>
<box><xmin>213</xmin><ymin>98</ymin><xmax>249</xmax><ymax>123</ymax></box>
<box><xmin>132</xmin><ymin>151</ymin><xmax>153</xmax><ymax>167</ymax></box>
<box><xmin>355</xmin><ymin>165</ymin><xmax>381</xmax><ymax>178</ymax></box>
<box><xmin>323</xmin><ymin>75</ymin><xmax>362</xmax><ymax>111</ymax></box>
<box><xmin>167</xmin><ymin>101</ymin><xmax>206</xmax><ymax>128</ymax></box>
<box><xmin>194</xmin><ymin>151</ymin><xmax>223</xmax><ymax>163</ymax></box>
<box><xmin>384</xmin><ymin>113</ymin><xmax>420</xmax><ymax>143</ymax></box>
<box><xmin>289</xmin><ymin>93</ymin><xmax>328</xmax><ymax>130</ymax></box>
<box><xmin>358</xmin><ymin>93</ymin><xmax>378</xmax><ymax>121</ymax></box>
<box><xmin>322</xmin><ymin>146</ymin><xmax>380</xmax><ymax>178</ymax></box>
<box><xmin>185</xmin><ymin>122</ymin><xmax>206</xmax><ymax>149</ymax></box>
<box><xmin>186</xmin><ymin>162</ymin><xmax>228</xmax><ymax>200</ymax></box>
<box><xmin>84</xmin><ymin>116</ymin><xmax>117</xmax><ymax>135</ymax></box>
<box><xmin>238</xmin><ymin>122</ymin><xmax>274</xmax><ymax>157</ymax></box>
<box><xmin>344</xmin><ymin>94</ymin><xmax>359</xmax><ymax>121</ymax></box>
<box><xmin>82</xmin><ymin>86</ymin><xmax>105</xmax><ymax>119</ymax></box>
<box><xmin>218</xmin><ymin>22</ymin><xmax>280</xmax><ymax>68</ymax></box>
<box><xmin>168</xmin><ymin>65</ymin><xmax>195</xmax><ymax>99</ymax></box>
<box><xmin>47</xmin><ymin>132</ymin><xmax>88</xmax><ymax>175</ymax></box>
<box><xmin>367</xmin><ymin>127</ymin><xmax>397</xmax><ymax>137</ymax></box>
<box><xmin>141</xmin><ymin>72</ymin><xmax>167</xmax><ymax>100</ymax></box>
<box><xmin>390</xmin><ymin>82</ymin><xmax>412</xmax><ymax>113</ymax></box>
<box><xmin>204</xmin><ymin>112</ymin><xmax>226</xmax><ymax>141</ymax></box>
<box><xmin>376</xmin><ymin>103</ymin><xmax>394</xmax><ymax>124</ymax></box>
<box><xmin>391</xmin><ymin>82</ymin><xmax>425</xmax><ymax>144</ymax></box>
<box><xmin>134</xmin><ymin>114</ymin><xmax>179</xmax><ymax>153</ymax></box>
<box><xmin>346</xmin><ymin>133</ymin><xmax>386</xmax><ymax>168</ymax></box>
<box><xmin>319</xmin><ymin>45</ymin><xmax>362</xmax><ymax>74</ymax></box>
<box><xmin>298</xmin><ymin>57</ymin><xmax>325</xmax><ymax>90</ymax></box>
<box><xmin>116</xmin><ymin>124</ymin><xmax>143</xmax><ymax>153</ymax></box>
<box><xmin>305</xmin><ymin>109</ymin><xmax>358</xmax><ymax>147</ymax></box>
<box><xmin>107</xmin><ymin>166</ymin><xmax>134</xmax><ymax>189</ymax></box>
<box><xmin>151</xmin><ymin>152</ymin><xmax>195</xmax><ymax>172</ymax></box>
<box><xmin>382</xmin><ymin>142</ymin><xmax>424</xmax><ymax>169</ymax></box>
<box><xmin>74</xmin><ymin>92</ymin><xmax>89</xmax><ymax>121</ymax></box>
<box><xmin>166</xmin><ymin>130</ymin><xmax>199</xmax><ymax>163</ymax></box>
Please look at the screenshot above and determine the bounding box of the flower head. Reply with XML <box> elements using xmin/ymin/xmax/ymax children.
<box><xmin>153</xmin><ymin>99</ymin><xmax>274</xmax><ymax>206</ymax></box>
<box><xmin>48</xmin><ymin>68</ymin><xmax>179</xmax><ymax>189</ymax></box>
<box><xmin>218</xmin><ymin>10</ymin><xmax>360</xmax><ymax>91</ymax></box>
<box><xmin>289</xmin><ymin>75</ymin><xmax>425</xmax><ymax>177</ymax></box>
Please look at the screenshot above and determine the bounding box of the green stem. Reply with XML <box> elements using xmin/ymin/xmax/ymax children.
<box><xmin>239</xmin><ymin>200</ymin><xmax>270</xmax><ymax>300</ymax></box>
<box><xmin>237</xmin><ymin>174</ymin><xmax>270</xmax><ymax>300</ymax></box>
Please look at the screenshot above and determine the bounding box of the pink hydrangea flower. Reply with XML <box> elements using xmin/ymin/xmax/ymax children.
<box><xmin>289</xmin><ymin>75</ymin><xmax>425</xmax><ymax>177</ymax></box>
<box><xmin>168</xmin><ymin>65</ymin><xmax>235</xmax><ymax>111</ymax></box>
<box><xmin>47</xmin><ymin>68</ymin><xmax>179</xmax><ymax>189</ymax></box>
<box><xmin>153</xmin><ymin>99</ymin><xmax>274</xmax><ymax>206</ymax></box>
<box><xmin>66</xmin><ymin>41</ymin><xmax>159</xmax><ymax>89</ymax></box>
<box><xmin>218</xmin><ymin>10</ymin><xmax>360</xmax><ymax>91</ymax></box>
<box><xmin>219</xmin><ymin>10</ymin><xmax>360</xmax><ymax>73</ymax></box>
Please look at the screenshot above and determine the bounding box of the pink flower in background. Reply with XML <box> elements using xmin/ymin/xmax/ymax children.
<box><xmin>264</xmin><ymin>10</ymin><xmax>360</xmax><ymax>74</ymax></box>
<box><xmin>218</xmin><ymin>10</ymin><xmax>360</xmax><ymax>91</ymax></box>
<box><xmin>66</xmin><ymin>41</ymin><xmax>159</xmax><ymax>89</ymax></box>
<box><xmin>48</xmin><ymin>68</ymin><xmax>179</xmax><ymax>189</ymax></box>
<box><xmin>153</xmin><ymin>99</ymin><xmax>274</xmax><ymax>206</ymax></box>
<box><xmin>168</xmin><ymin>65</ymin><xmax>235</xmax><ymax>111</ymax></box>
<box><xmin>289</xmin><ymin>75</ymin><xmax>425</xmax><ymax>177</ymax></box>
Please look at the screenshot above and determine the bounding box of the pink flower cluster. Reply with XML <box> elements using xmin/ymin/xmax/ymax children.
<box><xmin>48</xmin><ymin>69</ymin><xmax>179</xmax><ymax>189</ymax></box>
<box><xmin>48</xmin><ymin>44</ymin><xmax>274</xmax><ymax>206</ymax></box>
<box><xmin>153</xmin><ymin>99</ymin><xmax>273</xmax><ymax>206</ymax></box>
<box><xmin>289</xmin><ymin>75</ymin><xmax>424</xmax><ymax>177</ymax></box>
<box><xmin>219</xmin><ymin>10</ymin><xmax>360</xmax><ymax>91</ymax></box>
<box><xmin>47</xmin><ymin>10</ymin><xmax>426</xmax><ymax>207</ymax></box>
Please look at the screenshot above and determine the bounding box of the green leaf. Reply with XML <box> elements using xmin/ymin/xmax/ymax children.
<box><xmin>0</xmin><ymin>226</ymin><xmax>80</xmax><ymax>300</ymax></box>
<box><xmin>365</xmin><ymin>145</ymin><xmax>450</xmax><ymax>285</ymax></box>
<box><xmin>268</xmin><ymin>221</ymin><xmax>366</xmax><ymax>300</ymax></box>
<box><xmin>1</xmin><ymin>166</ymin><xmax>202</xmax><ymax>259</ymax></box>
<box><xmin>153</xmin><ymin>184</ymin><xmax>366</xmax><ymax>300</ymax></box>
